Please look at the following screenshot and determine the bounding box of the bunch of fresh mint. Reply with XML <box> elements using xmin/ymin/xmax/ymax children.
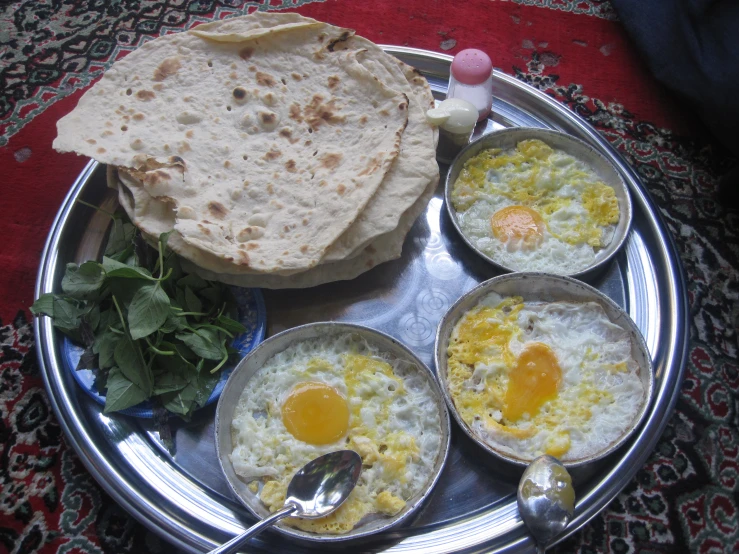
<box><xmin>31</xmin><ymin>214</ymin><xmax>247</xmax><ymax>419</ymax></box>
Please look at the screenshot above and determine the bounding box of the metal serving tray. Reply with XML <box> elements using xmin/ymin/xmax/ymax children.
<box><xmin>34</xmin><ymin>47</ymin><xmax>689</xmax><ymax>553</ymax></box>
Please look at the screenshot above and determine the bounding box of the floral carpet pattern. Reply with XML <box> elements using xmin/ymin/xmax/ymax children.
<box><xmin>1</xmin><ymin>0</ymin><xmax>737</xmax><ymax>553</ymax></box>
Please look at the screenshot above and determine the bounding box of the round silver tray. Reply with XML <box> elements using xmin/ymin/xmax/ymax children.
<box><xmin>34</xmin><ymin>47</ymin><xmax>688</xmax><ymax>553</ymax></box>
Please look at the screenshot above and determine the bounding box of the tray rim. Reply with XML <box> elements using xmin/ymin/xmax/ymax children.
<box><xmin>33</xmin><ymin>45</ymin><xmax>690</xmax><ymax>553</ymax></box>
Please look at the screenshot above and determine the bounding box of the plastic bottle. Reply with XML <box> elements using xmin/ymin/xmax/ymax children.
<box><xmin>447</xmin><ymin>49</ymin><xmax>493</xmax><ymax>121</ymax></box>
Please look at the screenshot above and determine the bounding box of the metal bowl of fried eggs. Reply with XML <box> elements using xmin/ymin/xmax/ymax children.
<box><xmin>444</xmin><ymin>127</ymin><xmax>633</xmax><ymax>277</ymax></box>
<box><xmin>215</xmin><ymin>322</ymin><xmax>451</xmax><ymax>542</ymax></box>
<box><xmin>434</xmin><ymin>273</ymin><xmax>653</xmax><ymax>468</ymax></box>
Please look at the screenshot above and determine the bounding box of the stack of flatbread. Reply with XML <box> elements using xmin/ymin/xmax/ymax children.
<box><xmin>53</xmin><ymin>12</ymin><xmax>439</xmax><ymax>288</ymax></box>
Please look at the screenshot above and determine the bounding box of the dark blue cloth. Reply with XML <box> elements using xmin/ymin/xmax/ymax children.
<box><xmin>611</xmin><ymin>0</ymin><xmax>739</xmax><ymax>155</ymax></box>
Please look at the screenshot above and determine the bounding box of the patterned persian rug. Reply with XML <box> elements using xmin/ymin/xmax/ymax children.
<box><xmin>1</xmin><ymin>1</ymin><xmax>737</xmax><ymax>552</ymax></box>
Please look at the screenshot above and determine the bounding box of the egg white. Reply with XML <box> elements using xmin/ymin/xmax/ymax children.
<box><xmin>447</xmin><ymin>292</ymin><xmax>645</xmax><ymax>462</ymax></box>
<box><xmin>230</xmin><ymin>333</ymin><xmax>442</xmax><ymax>533</ymax></box>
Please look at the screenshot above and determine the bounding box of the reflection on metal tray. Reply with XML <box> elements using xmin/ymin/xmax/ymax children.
<box><xmin>34</xmin><ymin>46</ymin><xmax>688</xmax><ymax>553</ymax></box>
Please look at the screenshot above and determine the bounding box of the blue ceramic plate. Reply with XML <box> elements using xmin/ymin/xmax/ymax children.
<box><xmin>61</xmin><ymin>286</ymin><xmax>266</xmax><ymax>418</ymax></box>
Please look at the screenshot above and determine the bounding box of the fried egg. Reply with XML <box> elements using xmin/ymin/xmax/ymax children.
<box><xmin>446</xmin><ymin>292</ymin><xmax>644</xmax><ymax>462</ymax></box>
<box><xmin>451</xmin><ymin>139</ymin><xmax>620</xmax><ymax>274</ymax></box>
<box><xmin>231</xmin><ymin>333</ymin><xmax>443</xmax><ymax>534</ymax></box>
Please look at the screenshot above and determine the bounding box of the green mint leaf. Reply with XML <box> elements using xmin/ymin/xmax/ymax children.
<box><xmin>194</xmin><ymin>370</ymin><xmax>219</xmax><ymax>409</ymax></box>
<box><xmin>30</xmin><ymin>293</ymin><xmax>56</xmax><ymax>317</ymax></box>
<box><xmin>160</xmin><ymin>313</ymin><xmax>185</xmax><ymax>335</ymax></box>
<box><xmin>216</xmin><ymin>315</ymin><xmax>247</xmax><ymax>335</ymax></box>
<box><xmin>52</xmin><ymin>297</ymin><xmax>85</xmax><ymax>330</ymax></box>
<box><xmin>199</xmin><ymin>286</ymin><xmax>223</xmax><ymax>307</ymax></box>
<box><xmin>86</xmin><ymin>304</ymin><xmax>101</xmax><ymax>332</ymax></box>
<box><xmin>175</xmin><ymin>342</ymin><xmax>196</xmax><ymax>361</ymax></box>
<box><xmin>160</xmin><ymin>381</ymin><xmax>198</xmax><ymax>416</ymax></box>
<box><xmin>185</xmin><ymin>286</ymin><xmax>202</xmax><ymax>315</ymax></box>
<box><xmin>104</xmin><ymin>367</ymin><xmax>149</xmax><ymax>413</ymax></box>
<box><xmin>102</xmin><ymin>256</ymin><xmax>154</xmax><ymax>280</ymax></box>
<box><xmin>177</xmin><ymin>273</ymin><xmax>208</xmax><ymax>291</ymax></box>
<box><xmin>175</xmin><ymin>328</ymin><xmax>225</xmax><ymax>360</ymax></box>
<box><xmin>127</xmin><ymin>283</ymin><xmax>170</xmax><ymax>341</ymax></box>
<box><xmin>105</xmin><ymin>220</ymin><xmax>136</xmax><ymax>256</ymax></box>
<box><xmin>114</xmin><ymin>338</ymin><xmax>153</xmax><ymax>396</ymax></box>
<box><xmin>153</xmin><ymin>368</ymin><xmax>189</xmax><ymax>395</ymax></box>
<box><xmin>75</xmin><ymin>346</ymin><xmax>97</xmax><ymax>371</ymax></box>
<box><xmin>61</xmin><ymin>261</ymin><xmax>105</xmax><ymax>299</ymax></box>
<box><xmin>93</xmin><ymin>330</ymin><xmax>118</xmax><ymax>370</ymax></box>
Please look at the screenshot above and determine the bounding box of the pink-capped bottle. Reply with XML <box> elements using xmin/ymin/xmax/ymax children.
<box><xmin>447</xmin><ymin>49</ymin><xmax>493</xmax><ymax>121</ymax></box>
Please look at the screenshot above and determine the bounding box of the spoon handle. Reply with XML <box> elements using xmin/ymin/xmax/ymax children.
<box><xmin>209</xmin><ymin>504</ymin><xmax>298</xmax><ymax>554</ymax></box>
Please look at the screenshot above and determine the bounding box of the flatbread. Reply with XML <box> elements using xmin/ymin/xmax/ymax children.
<box><xmin>191</xmin><ymin>16</ymin><xmax>440</xmax><ymax>263</ymax></box>
<box><xmin>112</xmin><ymin>166</ymin><xmax>438</xmax><ymax>288</ymax></box>
<box><xmin>55</xmin><ymin>14</ymin><xmax>408</xmax><ymax>273</ymax></box>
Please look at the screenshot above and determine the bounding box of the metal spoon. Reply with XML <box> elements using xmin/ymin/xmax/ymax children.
<box><xmin>517</xmin><ymin>455</ymin><xmax>575</xmax><ymax>553</ymax></box>
<box><xmin>210</xmin><ymin>450</ymin><xmax>362</xmax><ymax>554</ymax></box>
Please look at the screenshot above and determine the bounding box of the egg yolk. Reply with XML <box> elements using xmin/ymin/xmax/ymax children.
<box><xmin>282</xmin><ymin>382</ymin><xmax>349</xmax><ymax>445</ymax></box>
<box><xmin>502</xmin><ymin>343</ymin><xmax>562</xmax><ymax>421</ymax></box>
<box><xmin>490</xmin><ymin>206</ymin><xmax>545</xmax><ymax>245</ymax></box>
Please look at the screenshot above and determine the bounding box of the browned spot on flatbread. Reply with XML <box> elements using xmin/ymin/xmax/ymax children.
<box><xmin>153</xmin><ymin>84</ymin><xmax>163</xmax><ymax>91</ymax></box>
<box><xmin>336</xmin><ymin>184</ymin><xmax>346</xmax><ymax>195</ymax></box>
<box><xmin>239</xmin><ymin>47</ymin><xmax>254</xmax><ymax>60</ymax></box>
<box><xmin>399</xmin><ymin>102</ymin><xmax>407</xmax><ymax>111</ymax></box>
<box><xmin>233</xmin><ymin>87</ymin><xmax>246</xmax><ymax>100</ymax></box>
<box><xmin>101</xmin><ymin>130</ymin><xmax>113</xmax><ymax>137</ymax></box>
<box><xmin>263</xmin><ymin>149</ymin><xmax>281</xmax><ymax>161</ymax></box>
<box><xmin>179</xmin><ymin>142</ymin><xmax>191</xmax><ymax>153</ymax></box>
<box><xmin>379</xmin><ymin>109</ymin><xmax>389</xmax><ymax>116</ymax></box>
<box><xmin>365</xmin><ymin>245</ymin><xmax>377</xmax><ymax>254</ymax></box>
<box><xmin>198</xmin><ymin>224</ymin><xmax>212</xmax><ymax>236</ymax></box>
<box><xmin>247</xmin><ymin>243</ymin><xmax>258</xmax><ymax>250</ymax></box>
<box><xmin>237</xmin><ymin>251</ymin><xmax>250</xmax><ymax>265</ymax></box>
<box><xmin>256</xmin><ymin>71</ymin><xmax>276</xmax><ymax>87</ymax></box>
<box><xmin>327</xmin><ymin>75</ymin><xmax>340</xmax><ymax>89</ymax></box>
<box><xmin>366</xmin><ymin>259</ymin><xmax>375</xmax><ymax>268</ymax></box>
<box><xmin>267</xmin><ymin>184</ymin><xmax>275</xmax><ymax>194</ymax></box>
<box><xmin>186</xmin><ymin>130</ymin><xmax>194</xmax><ymax>138</ymax></box>
<box><xmin>133</xmin><ymin>113</ymin><xmax>145</xmax><ymax>121</ymax></box>
<box><xmin>279</xmin><ymin>128</ymin><xmax>299</xmax><ymax>144</ymax></box>
<box><xmin>153</xmin><ymin>57</ymin><xmax>181</xmax><ymax>81</ymax></box>
<box><xmin>289</xmin><ymin>103</ymin><xmax>303</xmax><ymax>123</ymax></box>
<box><xmin>358</xmin><ymin>155</ymin><xmax>382</xmax><ymax>176</ymax></box>
<box><xmin>259</xmin><ymin>111</ymin><xmax>276</xmax><ymax>125</ymax></box>
<box><xmin>208</xmin><ymin>201</ymin><xmax>229</xmax><ymax>219</ymax></box>
<box><xmin>248</xmin><ymin>65</ymin><xmax>256</xmax><ymax>72</ymax></box>
<box><xmin>224</xmin><ymin>160</ymin><xmax>231</xmax><ymax>168</ymax></box>
<box><xmin>136</xmin><ymin>90</ymin><xmax>155</xmax><ymax>101</ymax></box>
<box><xmin>300</xmin><ymin>245</ymin><xmax>309</xmax><ymax>253</ymax></box>
<box><xmin>144</xmin><ymin>170</ymin><xmax>171</xmax><ymax>187</ymax></box>
<box><xmin>291</xmin><ymin>72</ymin><xmax>302</xmax><ymax>81</ymax></box>
<box><xmin>304</xmin><ymin>94</ymin><xmax>345</xmax><ymax>131</ymax></box>
<box><xmin>359</xmin><ymin>115</ymin><xmax>368</xmax><ymax>124</ymax></box>
<box><xmin>97</xmin><ymin>147</ymin><xmax>106</xmax><ymax>154</ymax></box>
<box><xmin>320</xmin><ymin>153</ymin><xmax>342</xmax><ymax>169</ymax></box>
<box><xmin>327</xmin><ymin>31</ymin><xmax>351</xmax><ymax>52</ymax></box>
<box><xmin>86</xmin><ymin>139</ymin><xmax>97</xmax><ymax>145</ymax></box>
<box><xmin>285</xmin><ymin>160</ymin><xmax>297</xmax><ymax>173</ymax></box>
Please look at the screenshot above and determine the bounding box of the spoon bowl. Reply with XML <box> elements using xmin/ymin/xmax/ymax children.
<box><xmin>517</xmin><ymin>455</ymin><xmax>575</xmax><ymax>553</ymax></box>
<box><xmin>210</xmin><ymin>450</ymin><xmax>362</xmax><ymax>554</ymax></box>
